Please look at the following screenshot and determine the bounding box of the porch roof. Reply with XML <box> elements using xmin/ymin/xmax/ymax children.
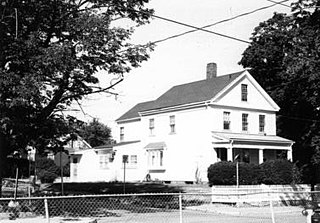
<box><xmin>144</xmin><ymin>142</ymin><xmax>166</xmax><ymax>150</ymax></box>
<box><xmin>212</xmin><ymin>132</ymin><xmax>294</xmax><ymax>147</ymax></box>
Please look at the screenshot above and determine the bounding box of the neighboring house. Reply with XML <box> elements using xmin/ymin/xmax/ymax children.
<box><xmin>113</xmin><ymin>62</ymin><xmax>294</xmax><ymax>183</ymax></box>
<box><xmin>68</xmin><ymin>62</ymin><xmax>294</xmax><ymax>183</ymax></box>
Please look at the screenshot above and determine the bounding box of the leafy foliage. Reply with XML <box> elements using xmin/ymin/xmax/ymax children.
<box><xmin>259</xmin><ymin>159</ymin><xmax>294</xmax><ymax>184</ymax></box>
<box><xmin>207</xmin><ymin>160</ymin><xmax>294</xmax><ymax>186</ymax></box>
<box><xmin>78</xmin><ymin>119</ymin><xmax>113</xmax><ymax>147</ymax></box>
<box><xmin>35</xmin><ymin>157</ymin><xmax>60</xmax><ymax>183</ymax></box>
<box><xmin>0</xmin><ymin>0</ymin><xmax>154</xmax><ymax>195</ymax></box>
<box><xmin>239</xmin><ymin>0</ymin><xmax>320</xmax><ymax>183</ymax></box>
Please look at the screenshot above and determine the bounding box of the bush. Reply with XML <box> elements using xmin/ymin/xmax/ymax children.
<box><xmin>35</xmin><ymin>157</ymin><xmax>59</xmax><ymax>183</ymax></box>
<box><xmin>238</xmin><ymin>162</ymin><xmax>262</xmax><ymax>185</ymax></box>
<box><xmin>207</xmin><ymin>161</ymin><xmax>236</xmax><ymax>186</ymax></box>
<box><xmin>260</xmin><ymin>159</ymin><xmax>293</xmax><ymax>184</ymax></box>
<box><xmin>207</xmin><ymin>159</ymin><xmax>294</xmax><ymax>186</ymax></box>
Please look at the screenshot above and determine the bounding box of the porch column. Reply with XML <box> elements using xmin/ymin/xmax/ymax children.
<box><xmin>259</xmin><ymin>148</ymin><xmax>264</xmax><ymax>164</ymax></box>
<box><xmin>287</xmin><ymin>149</ymin><xmax>293</xmax><ymax>161</ymax></box>
<box><xmin>227</xmin><ymin>147</ymin><xmax>233</xmax><ymax>161</ymax></box>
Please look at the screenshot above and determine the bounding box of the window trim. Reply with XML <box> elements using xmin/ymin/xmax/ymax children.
<box><xmin>242</xmin><ymin>113</ymin><xmax>248</xmax><ymax>132</ymax></box>
<box><xmin>120</xmin><ymin>127</ymin><xmax>124</xmax><ymax>142</ymax></box>
<box><xmin>99</xmin><ymin>154</ymin><xmax>109</xmax><ymax>169</ymax></box>
<box><xmin>149</xmin><ymin>118</ymin><xmax>155</xmax><ymax>135</ymax></box>
<box><xmin>147</xmin><ymin>150</ymin><xmax>164</xmax><ymax>170</ymax></box>
<box><xmin>241</xmin><ymin>84</ymin><xmax>248</xmax><ymax>102</ymax></box>
<box><xmin>169</xmin><ymin>115</ymin><xmax>176</xmax><ymax>134</ymax></box>
<box><xmin>259</xmin><ymin>114</ymin><xmax>265</xmax><ymax>133</ymax></box>
<box><xmin>223</xmin><ymin>111</ymin><xmax>231</xmax><ymax>130</ymax></box>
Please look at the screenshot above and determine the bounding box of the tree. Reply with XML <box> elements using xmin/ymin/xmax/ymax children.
<box><xmin>78</xmin><ymin>118</ymin><xmax>113</xmax><ymax>147</ymax></box>
<box><xmin>239</xmin><ymin>0</ymin><xmax>320</xmax><ymax>184</ymax></box>
<box><xmin>0</xmin><ymin>0</ymin><xmax>154</xmax><ymax>196</ymax></box>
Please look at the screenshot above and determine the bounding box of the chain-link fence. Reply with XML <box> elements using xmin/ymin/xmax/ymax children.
<box><xmin>0</xmin><ymin>192</ymin><xmax>316</xmax><ymax>223</ymax></box>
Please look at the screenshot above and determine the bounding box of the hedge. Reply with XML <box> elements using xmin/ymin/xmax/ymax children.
<box><xmin>207</xmin><ymin>159</ymin><xmax>294</xmax><ymax>186</ymax></box>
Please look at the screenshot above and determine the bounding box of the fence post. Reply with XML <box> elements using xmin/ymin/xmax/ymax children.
<box><xmin>179</xmin><ymin>193</ymin><xmax>183</xmax><ymax>223</ymax></box>
<box><xmin>44</xmin><ymin>198</ymin><xmax>50</xmax><ymax>223</ymax></box>
<box><xmin>269</xmin><ymin>192</ymin><xmax>275</xmax><ymax>223</ymax></box>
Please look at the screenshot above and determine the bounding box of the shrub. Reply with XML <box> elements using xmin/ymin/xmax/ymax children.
<box><xmin>207</xmin><ymin>161</ymin><xmax>235</xmax><ymax>186</ymax></box>
<box><xmin>260</xmin><ymin>159</ymin><xmax>293</xmax><ymax>184</ymax></box>
<box><xmin>207</xmin><ymin>159</ymin><xmax>294</xmax><ymax>186</ymax></box>
<box><xmin>35</xmin><ymin>157</ymin><xmax>59</xmax><ymax>183</ymax></box>
<box><xmin>238</xmin><ymin>162</ymin><xmax>262</xmax><ymax>185</ymax></box>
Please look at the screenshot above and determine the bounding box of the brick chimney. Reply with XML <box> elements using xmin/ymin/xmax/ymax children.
<box><xmin>206</xmin><ymin>62</ymin><xmax>217</xmax><ymax>79</ymax></box>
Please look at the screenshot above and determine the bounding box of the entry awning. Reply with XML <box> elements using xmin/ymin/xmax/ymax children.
<box><xmin>144</xmin><ymin>142</ymin><xmax>166</xmax><ymax>150</ymax></box>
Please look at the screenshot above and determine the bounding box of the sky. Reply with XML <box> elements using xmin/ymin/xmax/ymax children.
<box><xmin>72</xmin><ymin>0</ymin><xmax>295</xmax><ymax>133</ymax></box>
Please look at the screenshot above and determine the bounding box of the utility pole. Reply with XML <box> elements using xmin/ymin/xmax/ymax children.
<box><xmin>122</xmin><ymin>155</ymin><xmax>128</xmax><ymax>194</ymax></box>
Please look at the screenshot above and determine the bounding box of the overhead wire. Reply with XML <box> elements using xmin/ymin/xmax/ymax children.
<box><xmin>265</xmin><ymin>0</ymin><xmax>292</xmax><ymax>8</ymax></box>
<box><xmin>151</xmin><ymin>0</ymin><xmax>292</xmax><ymax>45</ymax></box>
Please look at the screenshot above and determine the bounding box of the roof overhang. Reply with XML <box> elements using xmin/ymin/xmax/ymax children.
<box><xmin>212</xmin><ymin>132</ymin><xmax>294</xmax><ymax>150</ymax></box>
<box><xmin>144</xmin><ymin>142</ymin><xmax>167</xmax><ymax>150</ymax></box>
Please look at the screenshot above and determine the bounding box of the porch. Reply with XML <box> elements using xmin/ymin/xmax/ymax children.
<box><xmin>212</xmin><ymin>132</ymin><xmax>294</xmax><ymax>164</ymax></box>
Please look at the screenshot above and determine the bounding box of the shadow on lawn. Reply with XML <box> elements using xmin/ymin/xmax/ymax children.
<box><xmin>45</xmin><ymin>182</ymin><xmax>184</xmax><ymax>195</ymax></box>
<box><xmin>30</xmin><ymin>182</ymin><xmax>185</xmax><ymax>218</ymax></box>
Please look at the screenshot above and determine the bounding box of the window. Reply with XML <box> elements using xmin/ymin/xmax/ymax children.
<box><xmin>169</xmin><ymin>115</ymin><xmax>175</xmax><ymax>133</ymax></box>
<box><xmin>223</xmin><ymin>112</ymin><xmax>231</xmax><ymax>130</ymax></box>
<box><xmin>149</xmin><ymin>118</ymin><xmax>155</xmax><ymax>135</ymax></box>
<box><xmin>148</xmin><ymin>150</ymin><xmax>164</xmax><ymax>168</ymax></box>
<box><xmin>99</xmin><ymin>155</ymin><xmax>109</xmax><ymax>169</ymax></box>
<box><xmin>259</xmin><ymin>115</ymin><xmax>265</xmax><ymax>133</ymax></box>
<box><xmin>242</xmin><ymin>113</ymin><xmax>248</xmax><ymax>131</ymax></box>
<box><xmin>120</xmin><ymin>127</ymin><xmax>124</xmax><ymax>142</ymax></box>
<box><xmin>130</xmin><ymin>155</ymin><xmax>137</xmax><ymax>165</ymax></box>
<box><xmin>241</xmin><ymin>84</ymin><xmax>248</xmax><ymax>101</ymax></box>
<box><xmin>72</xmin><ymin>157</ymin><xmax>78</xmax><ymax>177</ymax></box>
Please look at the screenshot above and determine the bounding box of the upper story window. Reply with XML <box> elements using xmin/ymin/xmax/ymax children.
<box><xmin>242</xmin><ymin>113</ymin><xmax>248</xmax><ymax>132</ymax></box>
<box><xmin>241</xmin><ymin>84</ymin><xmax>248</xmax><ymax>101</ymax></box>
<box><xmin>259</xmin><ymin>115</ymin><xmax>265</xmax><ymax>133</ymax></box>
<box><xmin>223</xmin><ymin>111</ymin><xmax>231</xmax><ymax>130</ymax></box>
<box><xmin>120</xmin><ymin>127</ymin><xmax>124</xmax><ymax>142</ymax></box>
<box><xmin>169</xmin><ymin>115</ymin><xmax>176</xmax><ymax>134</ymax></box>
<box><xmin>149</xmin><ymin>118</ymin><xmax>155</xmax><ymax>135</ymax></box>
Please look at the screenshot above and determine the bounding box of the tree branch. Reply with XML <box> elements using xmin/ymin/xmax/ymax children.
<box><xmin>61</xmin><ymin>76</ymin><xmax>123</xmax><ymax>101</ymax></box>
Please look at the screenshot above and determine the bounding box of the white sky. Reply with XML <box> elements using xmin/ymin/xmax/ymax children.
<box><xmin>71</xmin><ymin>0</ymin><xmax>294</xmax><ymax>134</ymax></box>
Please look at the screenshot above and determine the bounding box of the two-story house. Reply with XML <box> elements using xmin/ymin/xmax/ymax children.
<box><xmin>112</xmin><ymin>63</ymin><xmax>293</xmax><ymax>183</ymax></box>
<box><xmin>67</xmin><ymin>63</ymin><xmax>294</xmax><ymax>183</ymax></box>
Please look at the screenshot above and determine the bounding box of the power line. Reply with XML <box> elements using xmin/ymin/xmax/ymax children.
<box><xmin>265</xmin><ymin>0</ymin><xmax>320</xmax><ymax>9</ymax></box>
<box><xmin>150</xmin><ymin>0</ymin><xmax>291</xmax><ymax>45</ymax></box>
<box><xmin>265</xmin><ymin>0</ymin><xmax>292</xmax><ymax>8</ymax></box>
<box><xmin>149</xmin><ymin>14</ymin><xmax>250</xmax><ymax>44</ymax></box>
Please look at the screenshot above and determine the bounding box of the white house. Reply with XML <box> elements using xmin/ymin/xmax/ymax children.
<box><xmin>69</xmin><ymin>63</ymin><xmax>294</xmax><ymax>183</ymax></box>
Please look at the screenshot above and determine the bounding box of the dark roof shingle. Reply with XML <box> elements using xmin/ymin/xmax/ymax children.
<box><xmin>116</xmin><ymin>71</ymin><xmax>244</xmax><ymax>122</ymax></box>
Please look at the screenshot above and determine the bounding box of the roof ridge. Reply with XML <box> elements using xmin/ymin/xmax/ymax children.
<box><xmin>116</xmin><ymin>70</ymin><xmax>245</xmax><ymax>122</ymax></box>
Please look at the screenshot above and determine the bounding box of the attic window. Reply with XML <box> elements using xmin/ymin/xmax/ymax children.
<box><xmin>241</xmin><ymin>84</ymin><xmax>248</xmax><ymax>101</ymax></box>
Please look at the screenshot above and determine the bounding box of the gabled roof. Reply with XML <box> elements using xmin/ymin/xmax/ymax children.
<box><xmin>116</xmin><ymin>101</ymin><xmax>154</xmax><ymax>122</ymax></box>
<box><xmin>116</xmin><ymin>71</ymin><xmax>244</xmax><ymax>122</ymax></box>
